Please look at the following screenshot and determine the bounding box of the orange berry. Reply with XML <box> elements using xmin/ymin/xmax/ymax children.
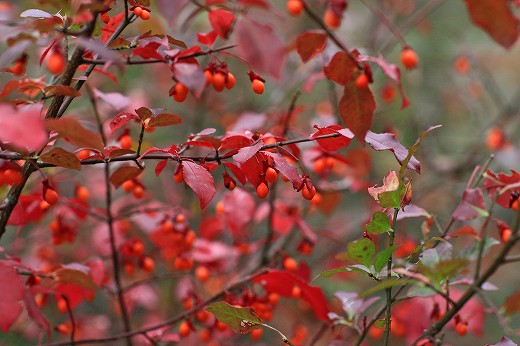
<box><xmin>390</xmin><ymin>320</ymin><xmax>406</xmax><ymax>337</ymax></box>
<box><xmin>204</xmin><ymin>70</ymin><xmax>213</xmax><ymax>86</ymax></box>
<box><xmin>40</xmin><ymin>200</ymin><xmax>50</xmax><ymax>210</ymax></box>
<box><xmin>122</xmin><ymin>180</ymin><xmax>135</xmax><ymax>192</ymax></box>
<box><xmin>76</xmin><ymin>149</ymin><xmax>90</xmax><ymax>160</ymax></box>
<box><xmin>161</xmin><ymin>220</ymin><xmax>174</xmax><ymax>233</ymax></box>
<box><xmin>215</xmin><ymin>320</ymin><xmax>228</xmax><ymax>331</ymax></box>
<box><xmin>183</xmin><ymin>229</ymin><xmax>196</xmax><ymax>248</ymax></box>
<box><xmin>133</xmin><ymin>6</ymin><xmax>143</xmax><ymax>16</ymax></box>
<box><xmin>55</xmin><ymin>324</ymin><xmax>70</xmax><ymax>335</ymax></box>
<box><xmin>12</xmin><ymin>60</ymin><xmax>25</xmax><ymax>76</ymax></box>
<box><xmin>44</xmin><ymin>188</ymin><xmax>59</xmax><ymax>206</ymax></box>
<box><xmin>486</xmin><ymin>127</ymin><xmax>505</xmax><ymax>150</ymax></box>
<box><xmin>313</xmin><ymin>158</ymin><xmax>327</xmax><ymax>174</ymax></box>
<box><xmin>301</xmin><ymin>185</ymin><xmax>316</xmax><ymax>200</ymax></box>
<box><xmin>174</xmin><ymin>168</ymin><xmax>184</xmax><ymax>183</ymax></box>
<box><xmin>132</xmin><ymin>240</ymin><xmax>145</xmax><ymax>256</ymax></box>
<box><xmin>120</xmin><ymin>134</ymin><xmax>132</xmax><ymax>149</ymax></box>
<box><xmin>182</xmin><ymin>297</ymin><xmax>193</xmax><ymax>310</ymax></box>
<box><xmin>140</xmin><ymin>9</ymin><xmax>150</xmax><ymax>20</ymax></box>
<box><xmin>3</xmin><ymin>169</ymin><xmax>21</xmax><ymax>185</ymax></box>
<box><xmin>287</xmin><ymin>0</ymin><xmax>304</xmax><ymax>16</ymax></box>
<box><xmin>213</xmin><ymin>72</ymin><xmax>226</xmax><ymax>92</ymax></box>
<box><xmin>47</xmin><ymin>52</ymin><xmax>66</xmax><ymax>75</ymax></box>
<box><xmin>381</xmin><ymin>83</ymin><xmax>397</xmax><ymax>103</ymax></box>
<box><xmin>175</xmin><ymin>214</ymin><xmax>186</xmax><ymax>223</ymax></box>
<box><xmin>199</xmin><ymin>328</ymin><xmax>211</xmax><ymax>342</ymax></box>
<box><xmin>512</xmin><ymin>199</ymin><xmax>519</xmax><ymax>211</ymax></box>
<box><xmin>100</xmin><ymin>12</ymin><xmax>110</xmax><ymax>24</ymax></box>
<box><xmin>250</xmin><ymin>328</ymin><xmax>263</xmax><ymax>340</ymax></box>
<box><xmin>35</xmin><ymin>293</ymin><xmax>45</xmax><ymax>307</ymax></box>
<box><xmin>76</xmin><ymin>186</ymin><xmax>89</xmax><ymax>202</ymax></box>
<box><xmin>174</xmin><ymin>83</ymin><xmax>188</xmax><ymax>102</ymax></box>
<box><xmin>265</xmin><ymin>167</ymin><xmax>278</xmax><ymax>184</ymax></box>
<box><xmin>195</xmin><ymin>265</ymin><xmax>210</xmax><ymax>282</ymax></box>
<box><xmin>225</xmin><ymin>179</ymin><xmax>236</xmax><ymax>190</ymax></box>
<box><xmin>454</xmin><ymin>55</ymin><xmax>471</xmax><ymax>75</ymax></box>
<box><xmin>324</xmin><ymin>9</ymin><xmax>341</xmax><ymax>29</ymax></box>
<box><xmin>196</xmin><ymin>310</ymin><xmax>210</xmax><ymax>322</ymax></box>
<box><xmin>369</xmin><ymin>325</ymin><xmax>384</xmax><ymax>340</ymax></box>
<box><xmin>325</xmin><ymin>156</ymin><xmax>335</xmax><ymax>169</ymax></box>
<box><xmin>355</xmin><ymin>74</ymin><xmax>369</xmax><ymax>89</ymax></box>
<box><xmin>225</xmin><ymin>72</ymin><xmax>236</xmax><ymax>89</ymax></box>
<box><xmin>310</xmin><ymin>192</ymin><xmax>322</xmax><ymax>206</ymax></box>
<box><xmin>132</xmin><ymin>185</ymin><xmax>144</xmax><ymax>199</ymax></box>
<box><xmin>501</xmin><ymin>228</ymin><xmax>512</xmax><ymax>243</ymax></box>
<box><xmin>400</xmin><ymin>48</ymin><xmax>419</xmax><ymax>70</ymax></box>
<box><xmin>268</xmin><ymin>292</ymin><xmax>280</xmax><ymax>305</ymax></box>
<box><xmin>57</xmin><ymin>298</ymin><xmax>68</xmax><ymax>313</ymax></box>
<box><xmin>256</xmin><ymin>182</ymin><xmax>269</xmax><ymax>199</ymax></box>
<box><xmin>252</xmin><ymin>79</ymin><xmax>265</xmax><ymax>94</ymax></box>
<box><xmin>215</xmin><ymin>201</ymin><xmax>225</xmax><ymax>214</ymax></box>
<box><xmin>141</xmin><ymin>257</ymin><xmax>155</xmax><ymax>272</ymax></box>
<box><xmin>455</xmin><ymin>321</ymin><xmax>468</xmax><ymax>336</ymax></box>
<box><xmin>291</xmin><ymin>285</ymin><xmax>301</xmax><ymax>298</ymax></box>
<box><xmin>178</xmin><ymin>321</ymin><xmax>191</xmax><ymax>337</ymax></box>
<box><xmin>283</xmin><ymin>257</ymin><xmax>298</xmax><ymax>271</ymax></box>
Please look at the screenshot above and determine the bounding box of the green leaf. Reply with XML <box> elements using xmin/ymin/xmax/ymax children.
<box><xmin>373</xmin><ymin>319</ymin><xmax>386</xmax><ymax>328</ymax></box>
<box><xmin>406</xmin><ymin>285</ymin><xmax>437</xmax><ymax>298</ymax></box>
<box><xmin>347</xmin><ymin>238</ymin><xmax>375</xmax><ymax>268</ymax></box>
<box><xmin>374</xmin><ymin>245</ymin><xmax>399</xmax><ymax>274</ymax></box>
<box><xmin>398</xmin><ymin>125</ymin><xmax>441</xmax><ymax>180</ymax></box>
<box><xmin>365</xmin><ymin>211</ymin><xmax>393</xmax><ymax>235</ymax></box>
<box><xmin>379</xmin><ymin>184</ymin><xmax>404</xmax><ymax>209</ymax></box>
<box><xmin>359</xmin><ymin>279</ymin><xmax>415</xmax><ymax>298</ymax></box>
<box><xmin>313</xmin><ymin>264</ymin><xmax>372</xmax><ymax>282</ymax></box>
<box><xmin>206</xmin><ymin>301</ymin><xmax>262</xmax><ymax>334</ymax></box>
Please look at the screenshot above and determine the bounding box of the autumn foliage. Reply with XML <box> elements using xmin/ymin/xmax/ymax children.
<box><xmin>0</xmin><ymin>0</ymin><xmax>519</xmax><ymax>346</ymax></box>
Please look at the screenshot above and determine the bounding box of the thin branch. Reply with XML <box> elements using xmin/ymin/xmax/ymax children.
<box><xmin>42</xmin><ymin>269</ymin><xmax>269</xmax><ymax>346</ymax></box>
<box><xmin>474</xmin><ymin>193</ymin><xmax>498</xmax><ymax>280</ymax></box>
<box><xmin>359</xmin><ymin>0</ymin><xmax>407</xmax><ymax>48</ymax></box>
<box><xmin>383</xmin><ymin>208</ymin><xmax>399</xmax><ymax>346</ymax></box>
<box><xmin>61</xmin><ymin>295</ymin><xmax>76</xmax><ymax>345</ymax></box>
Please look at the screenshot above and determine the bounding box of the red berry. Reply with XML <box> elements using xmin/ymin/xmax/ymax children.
<box><xmin>195</xmin><ymin>266</ymin><xmax>210</xmax><ymax>282</ymax></box>
<box><xmin>283</xmin><ymin>257</ymin><xmax>298</xmax><ymax>271</ymax></box>
<box><xmin>100</xmin><ymin>12</ymin><xmax>110</xmax><ymax>24</ymax></box>
<box><xmin>401</xmin><ymin>48</ymin><xmax>419</xmax><ymax>69</ymax></box>
<box><xmin>213</xmin><ymin>72</ymin><xmax>226</xmax><ymax>92</ymax></box>
<box><xmin>12</xmin><ymin>60</ymin><xmax>25</xmax><ymax>76</ymax></box>
<box><xmin>265</xmin><ymin>167</ymin><xmax>278</xmax><ymax>184</ymax></box>
<box><xmin>256</xmin><ymin>182</ymin><xmax>269</xmax><ymax>199</ymax></box>
<box><xmin>44</xmin><ymin>188</ymin><xmax>59</xmax><ymax>206</ymax></box>
<box><xmin>250</xmin><ymin>328</ymin><xmax>263</xmax><ymax>340</ymax></box>
<box><xmin>501</xmin><ymin>228</ymin><xmax>512</xmax><ymax>243</ymax></box>
<box><xmin>120</xmin><ymin>134</ymin><xmax>132</xmax><ymax>149</ymax></box>
<box><xmin>140</xmin><ymin>9</ymin><xmax>150</xmax><ymax>20</ymax></box>
<box><xmin>252</xmin><ymin>79</ymin><xmax>265</xmax><ymax>94</ymax></box>
<box><xmin>141</xmin><ymin>257</ymin><xmax>155</xmax><ymax>272</ymax></box>
<box><xmin>225</xmin><ymin>72</ymin><xmax>236</xmax><ymax>89</ymax></box>
<box><xmin>173</xmin><ymin>83</ymin><xmax>188</xmax><ymax>102</ymax></box>
<box><xmin>76</xmin><ymin>186</ymin><xmax>89</xmax><ymax>202</ymax></box>
<box><xmin>47</xmin><ymin>52</ymin><xmax>66</xmax><ymax>75</ymax></box>
<box><xmin>132</xmin><ymin>185</ymin><xmax>144</xmax><ymax>199</ymax></box>
<box><xmin>355</xmin><ymin>74</ymin><xmax>369</xmax><ymax>89</ymax></box>
<box><xmin>122</xmin><ymin>180</ymin><xmax>135</xmax><ymax>192</ymax></box>
<box><xmin>287</xmin><ymin>0</ymin><xmax>304</xmax><ymax>16</ymax></box>
<box><xmin>455</xmin><ymin>321</ymin><xmax>468</xmax><ymax>336</ymax></box>
<box><xmin>178</xmin><ymin>321</ymin><xmax>191</xmax><ymax>337</ymax></box>
<box><xmin>133</xmin><ymin>7</ymin><xmax>143</xmax><ymax>16</ymax></box>
<box><xmin>324</xmin><ymin>9</ymin><xmax>341</xmax><ymax>29</ymax></box>
<box><xmin>301</xmin><ymin>185</ymin><xmax>316</xmax><ymax>200</ymax></box>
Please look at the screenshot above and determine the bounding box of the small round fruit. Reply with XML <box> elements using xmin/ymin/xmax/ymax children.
<box><xmin>44</xmin><ymin>188</ymin><xmax>59</xmax><ymax>206</ymax></box>
<box><xmin>265</xmin><ymin>167</ymin><xmax>278</xmax><ymax>184</ymax></box>
<box><xmin>268</xmin><ymin>292</ymin><xmax>280</xmax><ymax>305</ymax></box>
<box><xmin>323</xmin><ymin>9</ymin><xmax>341</xmax><ymax>29</ymax></box>
<box><xmin>140</xmin><ymin>9</ymin><xmax>150</xmax><ymax>20</ymax></box>
<box><xmin>225</xmin><ymin>72</ymin><xmax>236</xmax><ymax>89</ymax></box>
<box><xmin>283</xmin><ymin>257</ymin><xmax>298</xmax><ymax>271</ymax></box>
<box><xmin>287</xmin><ymin>0</ymin><xmax>304</xmax><ymax>16</ymax></box>
<box><xmin>313</xmin><ymin>158</ymin><xmax>327</xmax><ymax>174</ymax></box>
<box><xmin>12</xmin><ymin>60</ymin><xmax>25</xmax><ymax>76</ymax></box>
<box><xmin>76</xmin><ymin>149</ymin><xmax>90</xmax><ymax>160</ymax></box>
<box><xmin>57</xmin><ymin>298</ymin><xmax>68</xmax><ymax>313</ymax></box>
<box><xmin>355</xmin><ymin>74</ymin><xmax>369</xmax><ymax>89</ymax></box>
<box><xmin>204</xmin><ymin>70</ymin><xmax>213</xmax><ymax>86</ymax></box>
<box><xmin>455</xmin><ymin>322</ymin><xmax>468</xmax><ymax>336</ymax></box>
<box><xmin>213</xmin><ymin>72</ymin><xmax>226</xmax><ymax>92</ymax></box>
<box><xmin>252</xmin><ymin>79</ymin><xmax>265</xmax><ymax>94</ymax></box>
<box><xmin>178</xmin><ymin>321</ymin><xmax>191</xmax><ymax>337</ymax></box>
<box><xmin>301</xmin><ymin>185</ymin><xmax>316</xmax><ymax>200</ymax></box>
<box><xmin>256</xmin><ymin>182</ymin><xmax>269</xmax><ymax>199</ymax></box>
<box><xmin>250</xmin><ymin>328</ymin><xmax>263</xmax><ymax>340</ymax></box>
<box><xmin>291</xmin><ymin>285</ymin><xmax>301</xmax><ymax>298</ymax></box>
<box><xmin>174</xmin><ymin>83</ymin><xmax>188</xmax><ymax>102</ymax></box>
<box><xmin>141</xmin><ymin>257</ymin><xmax>155</xmax><ymax>272</ymax></box>
<box><xmin>76</xmin><ymin>186</ymin><xmax>90</xmax><ymax>202</ymax></box>
<box><xmin>47</xmin><ymin>53</ymin><xmax>66</xmax><ymax>75</ymax></box>
<box><xmin>501</xmin><ymin>228</ymin><xmax>512</xmax><ymax>243</ymax></box>
<box><xmin>133</xmin><ymin>6</ymin><xmax>143</xmax><ymax>16</ymax></box>
<box><xmin>122</xmin><ymin>180</ymin><xmax>135</xmax><ymax>192</ymax></box>
<box><xmin>401</xmin><ymin>48</ymin><xmax>419</xmax><ymax>69</ymax></box>
<box><xmin>132</xmin><ymin>185</ymin><xmax>144</xmax><ymax>199</ymax></box>
<box><xmin>120</xmin><ymin>134</ymin><xmax>132</xmax><ymax>149</ymax></box>
<box><xmin>486</xmin><ymin>127</ymin><xmax>505</xmax><ymax>150</ymax></box>
<box><xmin>195</xmin><ymin>265</ymin><xmax>210</xmax><ymax>282</ymax></box>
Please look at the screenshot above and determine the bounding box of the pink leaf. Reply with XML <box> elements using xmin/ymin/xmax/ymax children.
<box><xmin>208</xmin><ymin>9</ymin><xmax>235</xmax><ymax>39</ymax></box>
<box><xmin>23</xmin><ymin>290</ymin><xmax>50</xmax><ymax>337</ymax></box>
<box><xmin>182</xmin><ymin>161</ymin><xmax>216</xmax><ymax>209</ymax></box>
<box><xmin>263</xmin><ymin>152</ymin><xmax>300</xmax><ymax>185</ymax></box>
<box><xmin>364</xmin><ymin>131</ymin><xmax>421</xmax><ymax>173</ymax></box>
<box><xmin>174</xmin><ymin>63</ymin><xmax>206</xmax><ymax>98</ymax></box>
<box><xmin>0</xmin><ymin>104</ymin><xmax>47</xmax><ymax>151</ymax></box>
<box><xmin>311</xmin><ymin>124</ymin><xmax>351</xmax><ymax>151</ymax></box>
<box><xmin>0</xmin><ymin>262</ymin><xmax>25</xmax><ymax>333</ymax></box>
<box><xmin>232</xmin><ymin>141</ymin><xmax>264</xmax><ymax>163</ymax></box>
<box><xmin>452</xmin><ymin>188</ymin><xmax>488</xmax><ymax>221</ymax></box>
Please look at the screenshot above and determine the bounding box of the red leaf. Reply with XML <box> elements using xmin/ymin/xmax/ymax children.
<box><xmin>296</xmin><ymin>31</ymin><xmax>327</xmax><ymax>63</ymax></box>
<box><xmin>110</xmin><ymin>166</ymin><xmax>143</xmax><ymax>188</ymax></box>
<box><xmin>155</xmin><ymin>160</ymin><xmax>168</xmax><ymax>177</ymax></box>
<box><xmin>173</xmin><ymin>63</ymin><xmax>206</xmax><ymax>98</ymax></box>
<box><xmin>364</xmin><ymin>131</ymin><xmax>421</xmax><ymax>173</ymax></box>
<box><xmin>235</xmin><ymin>17</ymin><xmax>286</xmax><ymax>80</ymax></box>
<box><xmin>110</xmin><ymin>112</ymin><xmax>140</xmax><ymax>132</ymax></box>
<box><xmin>24</xmin><ymin>290</ymin><xmax>50</xmax><ymax>337</ymax></box>
<box><xmin>0</xmin><ymin>104</ymin><xmax>47</xmax><ymax>151</ymax></box>
<box><xmin>43</xmin><ymin>85</ymin><xmax>81</xmax><ymax>97</ymax></box>
<box><xmin>239</xmin><ymin>154</ymin><xmax>264</xmax><ymax>187</ymax></box>
<box><xmin>101</xmin><ymin>12</ymin><xmax>125</xmax><ymax>44</ymax></box>
<box><xmin>40</xmin><ymin>147</ymin><xmax>82</xmax><ymax>171</ymax></box>
<box><xmin>222</xmin><ymin>188</ymin><xmax>256</xmax><ymax>236</ymax></box>
<box><xmin>0</xmin><ymin>262</ymin><xmax>25</xmax><ymax>333</ymax></box>
<box><xmin>263</xmin><ymin>152</ymin><xmax>300</xmax><ymax>185</ymax></box>
<box><xmin>360</xmin><ymin>55</ymin><xmax>410</xmax><ymax>109</ymax></box>
<box><xmin>311</xmin><ymin>124</ymin><xmax>351</xmax><ymax>151</ymax></box>
<box><xmin>220</xmin><ymin>135</ymin><xmax>254</xmax><ymax>151</ymax></box>
<box><xmin>232</xmin><ymin>141</ymin><xmax>264</xmax><ymax>163</ymax></box>
<box><xmin>182</xmin><ymin>161</ymin><xmax>216</xmax><ymax>209</ymax></box>
<box><xmin>132</xmin><ymin>42</ymin><xmax>164</xmax><ymax>60</ymax></box>
<box><xmin>208</xmin><ymin>9</ymin><xmax>235</xmax><ymax>39</ymax></box>
<box><xmin>148</xmin><ymin>113</ymin><xmax>183</xmax><ymax>127</ymax></box>
<box><xmin>452</xmin><ymin>188</ymin><xmax>487</xmax><ymax>221</ymax></box>
<box><xmin>46</xmin><ymin>117</ymin><xmax>105</xmax><ymax>152</ymax></box>
<box><xmin>197</xmin><ymin>30</ymin><xmax>218</xmax><ymax>46</ymax></box>
<box><xmin>484</xmin><ymin>170</ymin><xmax>520</xmax><ymax>208</ymax></box>
<box><xmin>339</xmin><ymin>80</ymin><xmax>376</xmax><ymax>142</ymax></box>
<box><xmin>324</xmin><ymin>52</ymin><xmax>357</xmax><ymax>86</ymax></box>
<box><xmin>8</xmin><ymin>193</ymin><xmax>45</xmax><ymax>226</ymax></box>
<box><xmin>223</xmin><ymin>162</ymin><xmax>247</xmax><ymax>184</ymax></box>
<box><xmin>253</xmin><ymin>270</ymin><xmax>330</xmax><ymax>321</ymax></box>
<box><xmin>464</xmin><ymin>0</ymin><xmax>519</xmax><ymax>49</ymax></box>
